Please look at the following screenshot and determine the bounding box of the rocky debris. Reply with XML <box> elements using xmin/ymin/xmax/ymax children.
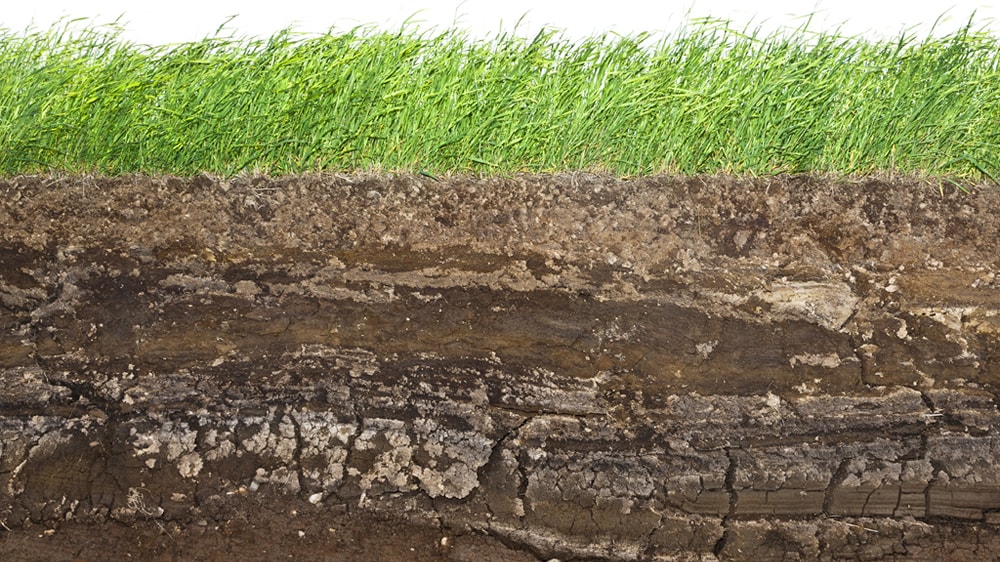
<box><xmin>1</xmin><ymin>173</ymin><xmax>999</xmax><ymax>560</ymax></box>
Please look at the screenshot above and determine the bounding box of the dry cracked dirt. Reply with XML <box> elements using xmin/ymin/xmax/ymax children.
<box><xmin>1</xmin><ymin>173</ymin><xmax>999</xmax><ymax>561</ymax></box>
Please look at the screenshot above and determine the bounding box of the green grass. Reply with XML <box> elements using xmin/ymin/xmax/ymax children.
<box><xmin>1</xmin><ymin>18</ymin><xmax>998</xmax><ymax>179</ymax></box>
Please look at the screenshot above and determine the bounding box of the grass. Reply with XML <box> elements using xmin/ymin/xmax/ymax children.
<box><xmin>0</xmin><ymin>18</ymin><xmax>998</xmax><ymax>179</ymax></box>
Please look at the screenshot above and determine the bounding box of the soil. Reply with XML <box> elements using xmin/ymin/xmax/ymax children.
<box><xmin>1</xmin><ymin>173</ymin><xmax>999</xmax><ymax>561</ymax></box>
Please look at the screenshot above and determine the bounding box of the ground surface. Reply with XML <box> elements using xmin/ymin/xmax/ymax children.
<box><xmin>1</xmin><ymin>173</ymin><xmax>999</xmax><ymax>561</ymax></box>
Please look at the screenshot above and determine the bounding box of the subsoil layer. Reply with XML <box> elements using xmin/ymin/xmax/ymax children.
<box><xmin>1</xmin><ymin>173</ymin><xmax>999</xmax><ymax>561</ymax></box>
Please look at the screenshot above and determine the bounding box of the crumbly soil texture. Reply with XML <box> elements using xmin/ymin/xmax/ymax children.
<box><xmin>1</xmin><ymin>173</ymin><xmax>999</xmax><ymax>561</ymax></box>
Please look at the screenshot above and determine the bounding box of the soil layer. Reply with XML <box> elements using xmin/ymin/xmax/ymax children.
<box><xmin>1</xmin><ymin>173</ymin><xmax>999</xmax><ymax>561</ymax></box>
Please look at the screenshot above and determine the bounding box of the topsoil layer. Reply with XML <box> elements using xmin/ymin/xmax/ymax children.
<box><xmin>1</xmin><ymin>173</ymin><xmax>999</xmax><ymax>561</ymax></box>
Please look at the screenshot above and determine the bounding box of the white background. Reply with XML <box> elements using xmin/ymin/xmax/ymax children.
<box><xmin>2</xmin><ymin>1</ymin><xmax>998</xmax><ymax>45</ymax></box>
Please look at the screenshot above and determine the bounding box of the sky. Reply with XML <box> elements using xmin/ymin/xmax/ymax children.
<box><xmin>2</xmin><ymin>1</ymin><xmax>998</xmax><ymax>45</ymax></box>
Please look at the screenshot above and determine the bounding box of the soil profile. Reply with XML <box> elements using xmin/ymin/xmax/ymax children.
<box><xmin>1</xmin><ymin>173</ymin><xmax>999</xmax><ymax>560</ymax></box>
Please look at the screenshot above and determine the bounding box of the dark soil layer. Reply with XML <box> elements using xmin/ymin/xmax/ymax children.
<box><xmin>1</xmin><ymin>173</ymin><xmax>999</xmax><ymax>561</ymax></box>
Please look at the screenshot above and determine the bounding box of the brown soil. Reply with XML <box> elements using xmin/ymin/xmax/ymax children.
<box><xmin>1</xmin><ymin>173</ymin><xmax>999</xmax><ymax>561</ymax></box>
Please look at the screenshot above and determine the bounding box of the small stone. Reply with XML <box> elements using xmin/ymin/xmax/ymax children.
<box><xmin>234</xmin><ymin>280</ymin><xmax>261</xmax><ymax>297</ymax></box>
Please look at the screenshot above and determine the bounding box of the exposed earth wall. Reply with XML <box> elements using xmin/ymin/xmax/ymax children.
<box><xmin>1</xmin><ymin>174</ymin><xmax>999</xmax><ymax>560</ymax></box>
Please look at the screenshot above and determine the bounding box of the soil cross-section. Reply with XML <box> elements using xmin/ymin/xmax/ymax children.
<box><xmin>1</xmin><ymin>173</ymin><xmax>999</xmax><ymax>561</ymax></box>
